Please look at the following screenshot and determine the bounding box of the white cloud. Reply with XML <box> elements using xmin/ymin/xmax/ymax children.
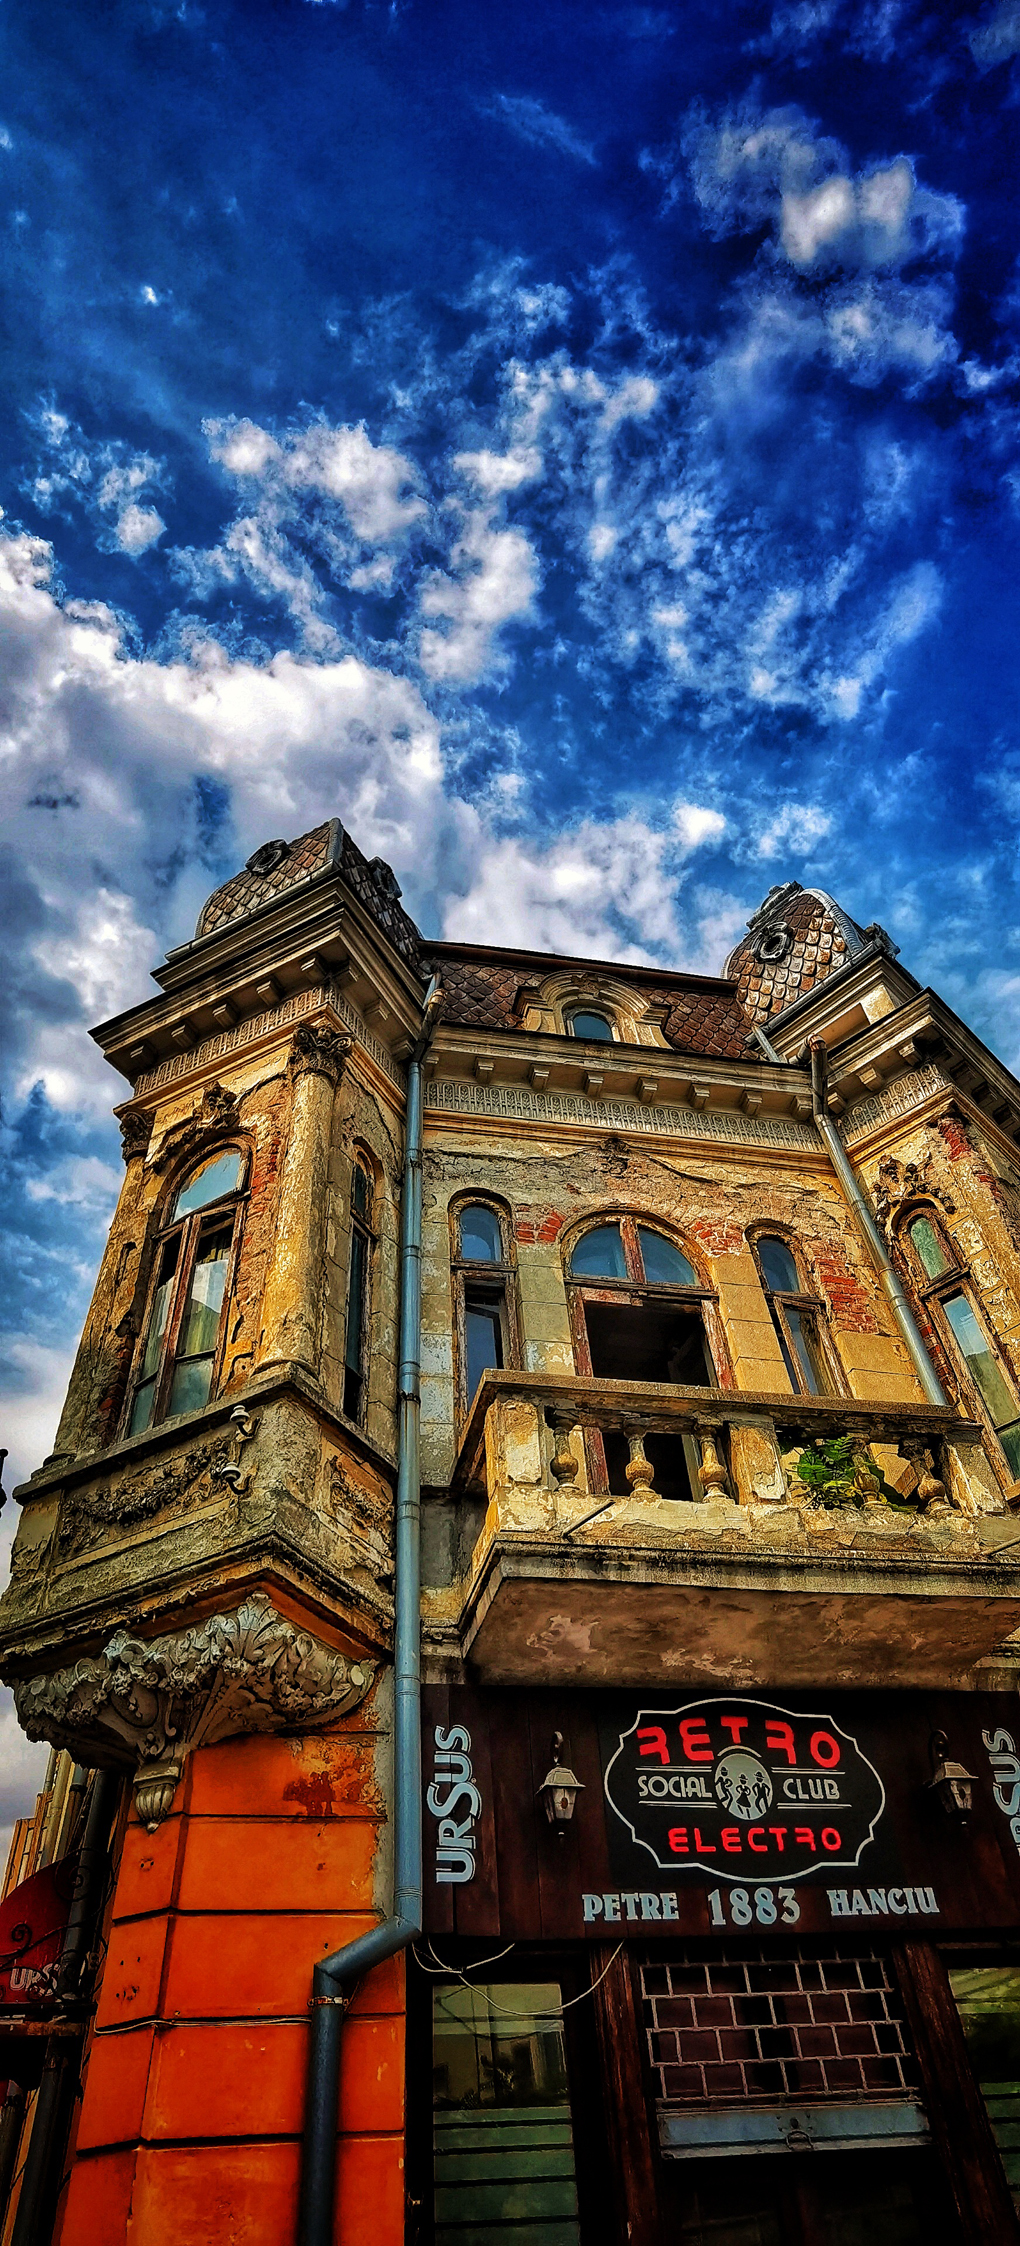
<box><xmin>755</xmin><ymin>802</ymin><xmax>833</xmax><ymax>859</ymax></box>
<box><xmin>681</xmin><ymin>105</ymin><xmax>963</xmax><ymax>276</ymax></box>
<box><xmin>24</xmin><ymin>1155</ymin><xmax>122</xmax><ymax>1212</ymax></box>
<box><xmin>193</xmin><ymin>414</ymin><xmax>427</xmax><ymax>615</ymax></box>
<box><xmin>443</xmin><ymin>797</ymin><xmax>729</xmax><ymax>959</ymax></box>
<box><xmin>454</xmin><ymin>447</ymin><xmax>542</xmax><ymax>494</ymax></box>
<box><xmin>0</xmin><ymin>525</ymin><xmax>471</xmax><ymax>1112</ymax></box>
<box><xmin>675</xmin><ymin>803</ymin><xmax>726</xmax><ymax>848</ymax></box>
<box><xmin>483</xmin><ymin>94</ymin><xmax>597</xmax><ymax>167</ymax></box>
<box><xmin>25</xmin><ymin>410</ymin><xmax>169</xmax><ymax>557</ymax></box>
<box><xmin>419</xmin><ymin>507</ymin><xmax>540</xmax><ymax>683</ymax></box>
<box><xmin>970</xmin><ymin>0</ymin><xmax>1020</xmax><ymax>67</ymax></box>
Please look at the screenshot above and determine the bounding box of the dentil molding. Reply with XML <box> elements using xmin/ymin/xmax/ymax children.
<box><xmin>13</xmin><ymin>1591</ymin><xmax>374</xmax><ymax>1829</ymax></box>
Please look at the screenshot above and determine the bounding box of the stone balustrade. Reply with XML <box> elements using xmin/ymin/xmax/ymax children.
<box><xmin>453</xmin><ymin>1370</ymin><xmax>1002</xmax><ymax>1528</ymax></box>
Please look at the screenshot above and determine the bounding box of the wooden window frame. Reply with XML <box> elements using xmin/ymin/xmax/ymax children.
<box><xmin>343</xmin><ymin>1151</ymin><xmax>377</xmax><ymax>1424</ymax></box>
<box><xmin>450</xmin><ymin>1197</ymin><xmax>520</xmax><ymax>1422</ymax></box>
<box><xmin>123</xmin><ymin>1147</ymin><xmax>248</xmax><ymax>1437</ymax></box>
<box><xmin>565</xmin><ymin>1006</ymin><xmax>617</xmax><ymax>1043</ymax></box>
<box><xmin>406</xmin><ymin>1942</ymin><xmax>649</xmax><ymax>2246</ymax></box>
<box><xmin>898</xmin><ymin>1205</ymin><xmax>1020</xmax><ymax>1482</ymax></box>
<box><xmin>748</xmin><ymin>1229</ymin><xmax>843</xmax><ymax>1400</ymax></box>
<box><xmin>564</xmin><ymin>1216</ymin><xmax>728</xmax><ymax>1498</ymax></box>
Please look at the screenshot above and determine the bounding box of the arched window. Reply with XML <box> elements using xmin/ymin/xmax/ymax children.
<box><xmin>344</xmin><ymin>1154</ymin><xmax>375</xmax><ymax>1422</ymax></box>
<box><xmin>900</xmin><ymin>1205</ymin><xmax>1020</xmax><ymax>1481</ymax></box>
<box><xmin>752</xmin><ymin>1234</ymin><xmax>831</xmax><ymax>1397</ymax></box>
<box><xmin>566</xmin><ymin>1009</ymin><xmax>614</xmax><ymax>1042</ymax></box>
<box><xmin>565</xmin><ymin>1216</ymin><xmax>720</xmax><ymax>1499</ymax></box>
<box><xmin>127</xmin><ymin>1147</ymin><xmax>246</xmax><ymax>1437</ymax></box>
<box><xmin>451</xmin><ymin>1200</ymin><xmax>518</xmax><ymax>1417</ymax></box>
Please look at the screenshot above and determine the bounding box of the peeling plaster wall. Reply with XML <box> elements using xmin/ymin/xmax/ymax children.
<box><xmin>418</xmin><ymin>1122</ymin><xmax>916</xmax><ymax>1502</ymax></box>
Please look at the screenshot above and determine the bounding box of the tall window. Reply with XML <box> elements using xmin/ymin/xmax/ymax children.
<box><xmin>127</xmin><ymin>1148</ymin><xmax>245</xmax><ymax>1436</ymax></box>
<box><xmin>344</xmin><ymin>1155</ymin><xmax>374</xmax><ymax>1422</ymax></box>
<box><xmin>752</xmin><ymin>1234</ymin><xmax>831</xmax><ymax>1397</ymax></box>
<box><xmin>566</xmin><ymin>1008</ymin><xmax>614</xmax><ymax>1042</ymax></box>
<box><xmin>451</xmin><ymin>1201</ymin><xmax>517</xmax><ymax>1416</ymax></box>
<box><xmin>901</xmin><ymin>1205</ymin><xmax>1020</xmax><ymax>1480</ymax></box>
<box><xmin>431</xmin><ymin>1981</ymin><xmax>582</xmax><ymax>2246</ymax></box>
<box><xmin>566</xmin><ymin>1216</ymin><xmax>719</xmax><ymax>1500</ymax></box>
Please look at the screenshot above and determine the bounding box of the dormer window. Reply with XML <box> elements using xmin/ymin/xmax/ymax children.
<box><xmin>567</xmin><ymin>1009</ymin><xmax>614</xmax><ymax>1042</ymax></box>
<box><xmin>126</xmin><ymin>1148</ymin><xmax>246</xmax><ymax>1437</ymax></box>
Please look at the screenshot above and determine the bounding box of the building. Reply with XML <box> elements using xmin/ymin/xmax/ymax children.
<box><xmin>3</xmin><ymin>819</ymin><xmax>1020</xmax><ymax>2243</ymax></box>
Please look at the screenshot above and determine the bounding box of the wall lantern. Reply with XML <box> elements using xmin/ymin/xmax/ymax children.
<box><xmin>537</xmin><ymin>1733</ymin><xmax>584</xmax><ymax>1836</ymax></box>
<box><xmin>927</xmin><ymin>1729</ymin><xmax>979</xmax><ymax>1822</ymax></box>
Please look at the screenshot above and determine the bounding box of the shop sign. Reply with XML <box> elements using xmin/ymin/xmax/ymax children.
<box><xmin>603</xmin><ymin>1697</ymin><xmax>885</xmax><ymax>1886</ymax></box>
<box><xmin>0</xmin><ymin>1863</ymin><xmax>73</xmax><ymax>2012</ymax></box>
<box><xmin>422</xmin><ymin>1685</ymin><xmax>1020</xmax><ymax>1943</ymax></box>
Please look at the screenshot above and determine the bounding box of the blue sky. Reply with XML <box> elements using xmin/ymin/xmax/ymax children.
<box><xmin>1</xmin><ymin>0</ymin><xmax>1019</xmax><ymax>1820</ymax></box>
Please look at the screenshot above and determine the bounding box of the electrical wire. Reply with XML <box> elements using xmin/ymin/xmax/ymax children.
<box><xmin>416</xmin><ymin>1938</ymin><xmax>625</xmax><ymax>2023</ymax></box>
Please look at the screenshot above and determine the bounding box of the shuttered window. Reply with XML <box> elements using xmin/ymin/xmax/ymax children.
<box><xmin>432</xmin><ymin>1981</ymin><xmax>581</xmax><ymax>2245</ymax></box>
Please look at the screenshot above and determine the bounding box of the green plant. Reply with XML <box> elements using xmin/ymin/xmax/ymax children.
<box><xmin>793</xmin><ymin>1435</ymin><xmax>904</xmax><ymax>1511</ymax></box>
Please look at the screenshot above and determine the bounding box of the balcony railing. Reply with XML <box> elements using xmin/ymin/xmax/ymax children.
<box><xmin>453</xmin><ymin>1371</ymin><xmax>1001</xmax><ymax>1527</ymax></box>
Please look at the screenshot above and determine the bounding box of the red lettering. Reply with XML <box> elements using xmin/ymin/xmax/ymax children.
<box><xmin>747</xmin><ymin>1827</ymin><xmax>767</xmax><ymax>1852</ymax></box>
<box><xmin>637</xmin><ymin>1726</ymin><xmax>669</xmax><ymax>1764</ymax></box>
<box><xmin>668</xmin><ymin>1827</ymin><xmax>689</xmax><ymax>1854</ymax></box>
<box><xmin>721</xmin><ymin>1828</ymin><xmax>742</xmax><ymax>1853</ymax></box>
<box><xmin>767</xmin><ymin>1827</ymin><xmax>787</xmax><ymax>1851</ymax></box>
<box><xmin>794</xmin><ymin>1826</ymin><xmax>817</xmax><ymax>1851</ymax></box>
<box><xmin>719</xmin><ymin>1715</ymin><xmax>748</xmax><ymax>1746</ymax></box>
<box><xmin>821</xmin><ymin>1828</ymin><xmax>841</xmax><ymax>1852</ymax></box>
<box><xmin>810</xmin><ymin>1730</ymin><xmax>841</xmax><ymax>1768</ymax></box>
<box><xmin>765</xmin><ymin>1721</ymin><xmax>796</xmax><ymax>1765</ymax></box>
<box><xmin>694</xmin><ymin>1828</ymin><xmax>716</xmax><ymax>1854</ymax></box>
<box><xmin>679</xmin><ymin>1719</ymin><xmax>713</xmax><ymax>1763</ymax></box>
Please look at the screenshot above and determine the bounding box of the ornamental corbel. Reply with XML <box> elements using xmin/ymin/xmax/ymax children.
<box><xmin>286</xmin><ymin>1022</ymin><xmax>352</xmax><ymax>1087</ymax></box>
<box><xmin>13</xmin><ymin>1592</ymin><xmax>374</xmax><ymax>1830</ymax></box>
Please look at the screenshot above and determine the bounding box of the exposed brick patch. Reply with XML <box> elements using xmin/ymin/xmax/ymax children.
<box><xmin>689</xmin><ymin>1219</ymin><xmax>746</xmax><ymax>1257</ymax></box>
<box><xmin>937</xmin><ymin>1111</ymin><xmax>973</xmax><ymax>1164</ymax></box>
<box><xmin>812</xmin><ymin>1248</ymin><xmax>881</xmax><ymax>1333</ymax></box>
<box><xmin>514</xmin><ymin>1208</ymin><xmax>565</xmax><ymax>1245</ymax></box>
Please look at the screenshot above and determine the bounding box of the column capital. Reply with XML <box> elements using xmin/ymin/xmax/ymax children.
<box><xmin>287</xmin><ymin>1022</ymin><xmax>351</xmax><ymax>1087</ymax></box>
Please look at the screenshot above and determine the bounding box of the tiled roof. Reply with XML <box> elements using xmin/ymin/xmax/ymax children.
<box><xmin>428</xmin><ymin>956</ymin><xmax>750</xmax><ymax>1058</ymax></box>
<box><xmin>729</xmin><ymin>891</ymin><xmax>853</xmax><ymax>1023</ymax></box>
<box><xmin>195</xmin><ymin>821</ymin><xmax>422</xmax><ymax>969</ymax></box>
<box><xmin>197</xmin><ymin>823</ymin><xmax>334</xmax><ymax>936</ymax></box>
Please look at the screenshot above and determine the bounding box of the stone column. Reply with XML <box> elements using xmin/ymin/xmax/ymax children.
<box><xmin>258</xmin><ymin>1024</ymin><xmax>350</xmax><ymax>1377</ymax></box>
<box><xmin>46</xmin><ymin>1108</ymin><xmax>155</xmax><ymax>1468</ymax></box>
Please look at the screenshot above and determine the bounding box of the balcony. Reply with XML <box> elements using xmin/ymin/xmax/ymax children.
<box><xmin>436</xmin><ymin>1373</ymin><xmax>1020</xmax><ymax>1691</ymax></box>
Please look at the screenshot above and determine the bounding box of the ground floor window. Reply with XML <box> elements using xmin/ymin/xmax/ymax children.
<box><xmin>432</xmin><ymin>1979</ymin><xmax>582</xmax><ymax>2245</ymax></box>
<box><xmin>949</xmin><ymin>1962</ymin><xmax>1020</xmax><ymax>2215</ymax></box>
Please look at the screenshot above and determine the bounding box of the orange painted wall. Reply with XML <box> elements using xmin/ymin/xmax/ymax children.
<box><xmin>57</xmin><ymin>1694</ymin><xmax>405</xmax><ymax>2246</ymax></box>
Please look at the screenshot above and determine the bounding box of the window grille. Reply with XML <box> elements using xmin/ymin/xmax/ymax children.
<box><xmin>640</xmin><ymin>1947</ymin><xmax>918</xmax><ymax>2106</ymax></box>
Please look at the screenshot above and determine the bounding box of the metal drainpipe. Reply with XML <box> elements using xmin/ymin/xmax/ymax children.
<box><xmin>10</xmin><ymin>1765</ymin><xmax>121</xmax><ymax>2246</ymax></box>
<box><xmin>809</xmin><ymin>1037</ymin><xmax>945</xmax><ymax>1407</ymax></box>
<box><xmin>298</xmin><ymin>974</ymin><xmax>442</xmax><ymax>2246</ymax></box>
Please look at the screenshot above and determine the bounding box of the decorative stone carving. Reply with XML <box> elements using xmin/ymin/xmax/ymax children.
<box><xmin>246</xmin><ymin>839</ymin><xmax>290</xmax><ymax>877</ymax></box>
<box><xmin>14</xmin><ymin>1592</ymin><xmax>374</xmax><ymax>1829</ymax></box>
<box><xmin>151</xmin><ymin>1081</ymin><xmax>241</xmax><ymax>1172</ymax></box>
<box><xmin>118</xmin><ymin>1109</ymin><xmax>153</xmax><ymax>1163</ymax></box>
<box><xmin>874</xmin><ymin>1151</ymin><xmax>955</xmax><ymax>1233</ymax></box>
<box><xmin>57</xmin><ymin>1435</ymin><xmax>233</xmax><ymax>1555</ymax></box>
<box><xmin>287</xmin><ymin>1022</ymin><xmax>351</xmax><ymax>1086</ymax></box>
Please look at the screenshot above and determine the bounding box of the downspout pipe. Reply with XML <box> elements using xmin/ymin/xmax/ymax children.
<box><xmin>809</xmin><ymin>1037</ymin><xmax>945</xmax><ymax>1408</ymax></box>
<box><xmin>298</xmin><ymin>973</ymin><xmax>442</xmax><ymax>2246</ymax></box>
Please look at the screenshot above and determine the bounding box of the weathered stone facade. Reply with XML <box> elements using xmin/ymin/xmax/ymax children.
<box><xmin>6</xmin><ymin>838</ymin><xmax>1020</xmax><ymax>2242</ymax></box>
